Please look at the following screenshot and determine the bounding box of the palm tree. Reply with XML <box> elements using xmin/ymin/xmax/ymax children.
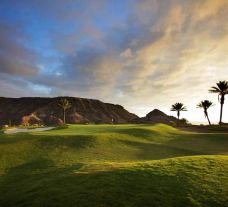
<box><xmin>197</xmin><ymin>100</ymin><xmax>214</xmax><ymax>125</ymax></box>
<box><xmin>58</xmin><ymin>98</ymin><xmax>71</xmax><ymax>124</ymax></box>
<box><xmin>209</xmin><ymin>81</ymin><xmax>228</xmax><ymax>124</ymax></box>
<box><xmin>171</xmin><ymin>103</ymin><xmax>187</xmax><ymax>125</ymax></box>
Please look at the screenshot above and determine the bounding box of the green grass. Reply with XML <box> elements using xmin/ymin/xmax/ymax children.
<box><xmin>0</xmin><ymin>124</ymin><xmax>228</xmax><ymax>206</ymax></box>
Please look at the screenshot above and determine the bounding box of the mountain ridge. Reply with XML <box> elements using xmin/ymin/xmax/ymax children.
<box><xmin>0</xmin><ymin>97</ymin><xmax>138</xmax><ymax>125</ymax></box>
<box><xmin>0</xmin><ymin>97</ymin><xmax>182</xmax><ymax>126</ymax></box>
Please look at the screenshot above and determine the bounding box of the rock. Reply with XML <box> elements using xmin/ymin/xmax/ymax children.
<box><xmin>22</xmin><ymin>113</ymin><xmax>43</xmax><ymax>126</ymax></box>
<box><xmin>68</xmin><ymin>112</ymin><xmax>89</xmax><ymax>124</ymax></box>
<box><xmin>44</xmin><ymin>115</ymin><xmax>64</xmax><ymax>126</ymax></box>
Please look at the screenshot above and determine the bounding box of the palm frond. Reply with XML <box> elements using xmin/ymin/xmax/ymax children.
<box><xmin>170</xmin><ymin>103</ymin><xmax>187</xmax><ymax>111</ymax></box>
<box><xmin>210</xmin><ymin>81</ymin><xmax>228</xmax><ymax>93</ymax></box>
<box><xmin>209</xmin><ymin>86</ymin><xmax>220</xmax><ymax>93</ymax></box>
<box><xmin>216</xmin><ymin>81</ymin><xmax>228</xmax><ymax>91</ymax></box>
<box><xmin>197</xmin><ymin>100</ymin><xmax>214</xmax><ymax>110</ymax></box>
<box><xmin>58</xmin><ymin>98</ymin><xmax>72</xmax><ymax>110</ymax></box>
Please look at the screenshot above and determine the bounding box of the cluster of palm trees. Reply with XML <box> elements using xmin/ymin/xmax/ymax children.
<box><xmin>171</xmin><ymin>81</ymin><xmax>228</xmax><ymax>126</ymax></box>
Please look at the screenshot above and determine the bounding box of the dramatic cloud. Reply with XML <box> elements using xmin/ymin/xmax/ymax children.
<box><xmin>0</xmin><ymin>22</ymin><xmax>39</xmax><ymax>76</ymax></box>
<box><xmin>0</xmin><ymin>0</ymin><xmax>228</xmax><ymax>123</ymax></box>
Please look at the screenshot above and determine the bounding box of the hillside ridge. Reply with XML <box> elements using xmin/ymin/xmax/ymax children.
<box><xmin>132</xmin><ymin>109</ymin><xmax>178</xmax><ymax>124</ymax></box>
<box><xmin>0</xmin><ymin>97</ymin><xmax>138</xmax><ymax>125</ymax></box>
<box><xmin>0</xmin><ymin>97</ymin><xmax>183</xmax><ymax>126</ymax></box>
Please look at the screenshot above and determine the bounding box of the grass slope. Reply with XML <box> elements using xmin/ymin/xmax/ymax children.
<box><xmin>0</xmin><ymin>124</ymin><xmax>228</xmax><ymax>206</ymax></box>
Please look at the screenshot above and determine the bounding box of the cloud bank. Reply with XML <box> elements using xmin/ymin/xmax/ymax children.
<box><xmin>0</xmin><ymin>0</ymin><xmax>228</xmax><ymax>123</ymax></box>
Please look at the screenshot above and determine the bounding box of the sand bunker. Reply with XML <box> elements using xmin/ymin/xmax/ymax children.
<box><xmin>4</xmin><ymin>127</ymin><xmax>55</xmax><ymax>134</ymax></box>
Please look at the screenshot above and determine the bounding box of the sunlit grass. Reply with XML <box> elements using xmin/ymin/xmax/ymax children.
<box><xmin>0</xmin><ymin>124</ymin><xmax>227</xmax><ymax>206</ymax></box>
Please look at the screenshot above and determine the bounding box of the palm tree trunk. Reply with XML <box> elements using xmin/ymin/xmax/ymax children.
<box><xmin>219</xmin><ymin>103</ymin><xmax>223</xmax><ymax>125</ymax></box>
<box><xmin>177</xmin><ymin>111</ymin><xmax>180</xmax><ymax>126</ymax></box>
<box><xmin>207</xmin><ymin>116</ymin><xmax>211</xmax><ymax>126</ymax></box>
<box><xmin>219</xmin><ymin>95</ymin><xmax>224</xmax><ymax>125</ymax></box>
<box><xmin>205</xmin><ymin>110</ymin><xmax>211</xmax><ymax>126</ymax></box>
<box><xmin>206</xmin><ymin>115</ymin><xmax>211</xmax><ymax>126</ymax></box>
<box><xmin>63</xmin><ymin>109</ymin><xmax>66</xmax><ymax>124</ymax></box>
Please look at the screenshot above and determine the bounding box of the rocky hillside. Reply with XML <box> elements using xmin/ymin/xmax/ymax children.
<box><xmin>132</xmin><ymin>109</ymin><xmax>178</xmax><ymax>125</ymax></box>
<box><xmin>0</xmin><ymin>97</ymin><xmax>138</xmax><ymax>125</ymax></box>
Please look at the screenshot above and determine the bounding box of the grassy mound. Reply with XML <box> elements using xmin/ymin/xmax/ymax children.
<box><xmin>0</xmin><ymin>124</ymin><xmax>227</xmax><ymax>206</ymax></box>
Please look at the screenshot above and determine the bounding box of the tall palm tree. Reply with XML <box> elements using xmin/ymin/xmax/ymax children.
<box><xmin>58</xmin><ymin>98</ymin><xmax>71</xmax><ymax>124</ymax></box>
<box><xmin>171</xmin><ymin>103</ymin><xmax>187</xmax><ymax>125</ymax></box>
<box><xmin>197</xmin><ymin>100</ymin><xmax>214</xmax><ymax>125</ymax></box>
<box><xmin>209</xmin><ymin>81</ymin><xmax>228</xmax><ymax>124</ymax></box>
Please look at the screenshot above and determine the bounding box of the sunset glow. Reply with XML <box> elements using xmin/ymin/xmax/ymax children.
<box><xmin>0</xmin><ymin>0</ymin><xmax>228</xmax><ymax>123</ymax></box>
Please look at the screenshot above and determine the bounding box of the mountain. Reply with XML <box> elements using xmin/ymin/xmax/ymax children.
<box><xmin>132</xmin><ymin>109</ymin><xmax>178</xmax><ymax>125</ymax></box>
<box><xmin>0</xmin><ymin>97</ymin><xmax>138</xmax><ymax>125</ymax></box>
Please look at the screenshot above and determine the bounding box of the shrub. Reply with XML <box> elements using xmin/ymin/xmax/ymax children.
<box><xmin>53</xmin><ymin>124</ymin><xmax>69</xmax><ymax>130</ymax></box>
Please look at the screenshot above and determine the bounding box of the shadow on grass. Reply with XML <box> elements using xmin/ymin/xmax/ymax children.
<box><xmin>0</xmin><ymin>133</ymin><xmax>96</xmax><ymax>150</ymax></box>
<box><xmin>167</xmin><ymin>133</ymin><xmax>228</xmax><ymax>155</ymax></box>
<box><xmin>36</xmin><ymin>135</ymin><xmax>95</xmax><ymax>150</ymax></box>
<box><xmin>0</xmin><ymin>133</ymin><xmax>35</xmax><ymax>145</ymax></box>
<box><xmin>0</xmin><ymin>158</ymin><xmax>225</xmax><ymax>207</ymax></box>
<box><xmin>118</xmin><ymin>139</ymin><xmax>199</xmax><ymax>160</ymax></box>
<box><xmin>117</xmin><ymin>131</ymin><xmax>228</xmax><ymax>160</ymax></box>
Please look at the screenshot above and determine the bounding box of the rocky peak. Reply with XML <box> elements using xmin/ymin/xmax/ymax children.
<box><xmin>146</xmin><ymin>109</ymin><xmax>167</xmax><ymax>118</ymax></box>
<box><xmin>132</xmin><ymin>108</ymin><xmax>177</xmax><ymax>125</ymax></box>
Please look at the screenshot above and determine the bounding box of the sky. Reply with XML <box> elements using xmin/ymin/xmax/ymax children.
<box><xmin>0</xmin><ymin>0</ymin><xmax>228</xmax><ymax>123</ymax></box>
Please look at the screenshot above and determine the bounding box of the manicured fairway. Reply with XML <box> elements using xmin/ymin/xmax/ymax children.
<box><xmin>0</xmin><ymin>124</ymin><xmax>227</xmax><ymax>206</ymax></box>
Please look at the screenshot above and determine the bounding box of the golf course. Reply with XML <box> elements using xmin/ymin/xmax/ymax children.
<box><xmin>0</xmin><ymin>124</ymin><xmax>227</xmax><ymax>207</ymax></box>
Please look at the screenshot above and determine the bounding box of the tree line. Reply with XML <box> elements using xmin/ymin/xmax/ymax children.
<box><xmin>171</xmin><ymin>81</ymin><xmax>228</xmax><ymax>125</ymax></box>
